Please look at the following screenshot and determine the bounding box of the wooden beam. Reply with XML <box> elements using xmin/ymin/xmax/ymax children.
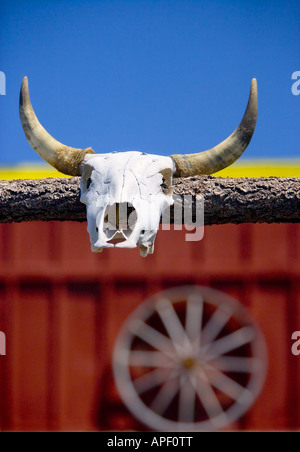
<box><xmin>0</xmin><ymin>176</ymin><xmax>299</xmax><ymax>225</ymax></box>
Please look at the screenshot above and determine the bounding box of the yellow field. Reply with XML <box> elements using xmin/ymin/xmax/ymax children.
<box><xmin>0</xmin><ymin>166</ymin><xmax>70</xmax><ymax>180</ymax></box>
<box><xmin>217</xmin><ymin>159</ymin><xmax>300</xmax><ymax>178</ymax></box>
<box><xmin>0</xmin><ymin>160</ymin><xmax>300</xmax><ymax>180</ymax></box>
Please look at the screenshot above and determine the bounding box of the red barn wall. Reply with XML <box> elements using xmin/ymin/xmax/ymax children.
<box><xmin>0</xmin><ymin>221</ymin><xmax>299</xmax><ymax>431</ymax></box>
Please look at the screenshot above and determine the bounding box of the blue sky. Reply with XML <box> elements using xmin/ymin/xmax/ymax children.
<box><xmin>0</xmin><ymin>0</ymin><xmax>299</xmax><ymax>166</ymax></box>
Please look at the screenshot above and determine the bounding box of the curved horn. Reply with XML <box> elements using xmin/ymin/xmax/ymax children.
<box><xmin>19</xmin><ymin>77</ymin><xmax>94</xmax><ymax>176</ymax></box>
<box><xmin>171</xmin><ymin>78</ymin><xmax>258</xmax><ymax>177</ymax></box>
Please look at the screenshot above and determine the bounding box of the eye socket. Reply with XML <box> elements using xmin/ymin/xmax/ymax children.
<box><xmin>161</xmin><ymin>177</ymin><xmax>168</xmax><ymax>193</ymax></box>
<box><xmin>86</xmin><ymin>178</ymin><xmax>92</xmax><ymax>189</ymax></box>
<box><xmin>160</xmin><ymin>170</ymin><xmax>173</xmax><ymax>195</ymax></box>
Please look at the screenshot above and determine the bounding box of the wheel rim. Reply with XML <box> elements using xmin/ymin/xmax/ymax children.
<box><xmin>113</xmin><ymin>286</ymin><xmax>267</xmax><ymax>431</ymax></box>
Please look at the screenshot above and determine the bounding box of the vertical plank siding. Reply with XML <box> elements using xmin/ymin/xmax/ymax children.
<box><xmin>0</xmin><ymin>222</ymin><xmax>299</xmax><ymax>431</ymax></box>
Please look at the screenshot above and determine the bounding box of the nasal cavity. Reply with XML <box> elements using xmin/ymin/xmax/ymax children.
<box><xmin>103</xmin><ymin>202</ymin><xmax>137</xmax><ymax>234</ymax></box>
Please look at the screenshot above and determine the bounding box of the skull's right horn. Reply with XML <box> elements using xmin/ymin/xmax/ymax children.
<box><xmin>19</xmin><ymin>77</ymin><xmax>94</xmax><ymax>176</ymax></box>
<box><xmin>171</xmin><ymin>78</ymin><xmax>258</xmax><ymax>177</ymax></box>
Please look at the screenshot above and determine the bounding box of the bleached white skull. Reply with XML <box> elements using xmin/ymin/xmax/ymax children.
<box><xmin>19</xmin><ymin>77</ymin><xmax>258</xmax><ymax>256</ymax></box>
<box><xmin>80</xmin><ymin>151</ymin><xmax>174</xmax><ymax>256</ymax></box>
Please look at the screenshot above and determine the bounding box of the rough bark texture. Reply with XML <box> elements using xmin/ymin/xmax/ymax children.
<box><xmin>0</xmin><ymin>176</ymin><xmax>299</xmax><ymax>225</ymax></box>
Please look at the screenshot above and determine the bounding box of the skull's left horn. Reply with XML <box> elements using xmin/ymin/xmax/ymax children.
<box><xmin>19</xmin><ymin>77</ymin><xmax>94</xmax><ymax>176</ymax></box>
<box><xmin>171</xmin><ymin>78</ymin><xmax>258</xmax><ymax>177</ymax></box>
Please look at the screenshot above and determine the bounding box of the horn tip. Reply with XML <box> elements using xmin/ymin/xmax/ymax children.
<box><xmin>20</xmin><ymin>76</ymin><xmax>29</xmax><ymax>105</ymax></box>
<box><xmin>21</xmin><ymin>76</ymin><xmax>28</xmax><ymax>88</ymax></box>
<box><xmin>251</xmin><ymin>78</ymin><xmax>257</xmax><ymax>91</ymax></box>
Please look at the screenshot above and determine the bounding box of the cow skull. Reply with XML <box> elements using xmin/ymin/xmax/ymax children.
<box><xmin>19</xmin><ymin>77</ymin><xmax>258</xmax><ymax>256</ymax></box>
<box><xmin>80</xmin><ymin>151</ymin><xmax>174</xmax><ymax>256</ymax></box>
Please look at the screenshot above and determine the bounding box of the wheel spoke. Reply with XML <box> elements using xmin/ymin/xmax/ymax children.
<box><xmin>194</xmin><ymin>374</ymin><xmax>229</xmax><ymax>427</ymax></box>
<box><xmin>156</xmin><ymin>298</ymin><xmax>191</xmax><ymax>353</ymax></box>
<box><xmin>185</xmin><ymin>295</ymin><xmax>204</xmax><ymax>346</ymax></box>
<box><xmin>206</xmin><ymin>367</ymin><xmax>254</xmax><ymax>404</ymax></box>
<box><xmin>201</xmin><ymin>305</ymin><xmax>233</xmax><ymax>347</ymax></box>
<box><xmin>204</xmin><ymin>326</ymin><xmax>255</xmax><ymax>360</ymax></box>
<box><xmin>128</xmin><ymin>351</ymin><xmax>175</xmax><ymax>367</ymax></box>
<box><xmin>129</xmin><ymin>319</ymin><xmax>176</xmax><ymax>358</ymax></box>
<box><xmin>211</xmin><ymin>356</ymin><xmax>259</xmax><ymax>373</ymax></box>
<box><xmin>178</xmin><ymin>375</ymin><xmax>196</xmax><ymax>423</ymax></box>
<box><xmin>134</xmin><ymin>367</ymin><xmax>175</xmax><ymax>395</ymax></box>
<box><xmin>150</xmin><ymin>374</ymin><xmax>181</xmax><ymax>415</ymax></box>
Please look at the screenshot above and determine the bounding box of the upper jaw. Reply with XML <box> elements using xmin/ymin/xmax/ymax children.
<box><xmin>91</xmin><ymin>205</ymin><xmax>159</xmax><ymax>256</ymax></box>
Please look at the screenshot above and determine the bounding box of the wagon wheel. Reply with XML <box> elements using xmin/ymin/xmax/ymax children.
<box><xmin>113</xmin><ymin>286</ymin><xmax>267</xmax><ymax>431</ymax></box>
